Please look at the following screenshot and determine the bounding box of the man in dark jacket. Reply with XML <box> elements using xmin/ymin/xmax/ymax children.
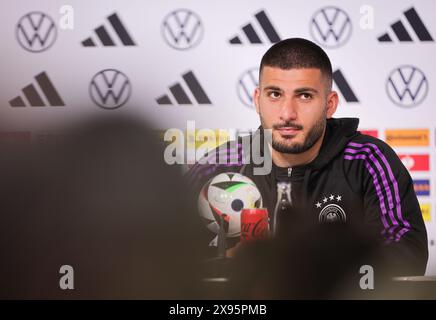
<box><xmin>187</xmin><ymin>38</ymin><xmax>428</xmax><ymax>276</ymax></box>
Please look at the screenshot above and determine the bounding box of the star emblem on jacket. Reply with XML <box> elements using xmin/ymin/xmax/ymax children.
<box><xmin>315</xmin><ymin>194</ymin><xmax>346</xmax><ymax>223</ymax></box>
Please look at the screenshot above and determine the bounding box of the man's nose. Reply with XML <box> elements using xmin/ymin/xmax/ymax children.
<box><xmin>280</xmin><ymin>98</ymin><xmax>297</xmax><ymax>122</ymax></box>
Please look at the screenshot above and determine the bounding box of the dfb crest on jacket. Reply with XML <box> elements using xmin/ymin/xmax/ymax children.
<box><xmin>315</xmin><ymin>194</ymin><xmax>346</xmax><ymax>223</ymax></box>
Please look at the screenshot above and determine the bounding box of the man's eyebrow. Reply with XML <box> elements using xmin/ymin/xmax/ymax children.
<box><xmin>263</xmin><ymin>85</ymin><xmax>282</xmax><ymax>92</ymax></box>
<box><xmin>294</xmin><ymin>87</ymin><xmax>318</xmax><ymax>94</ymax></box>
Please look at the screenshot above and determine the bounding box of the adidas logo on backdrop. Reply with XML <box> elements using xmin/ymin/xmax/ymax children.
<box><xmin>156</xmin><ymin>71</ymin><xmax>212</xmax><ymax>106</ymax></box>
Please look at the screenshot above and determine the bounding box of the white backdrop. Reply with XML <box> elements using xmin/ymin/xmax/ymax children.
<box><xmin>1</xmin><ymin>0</ymin><xmax>435</xmax><ymax>274</ymax></box>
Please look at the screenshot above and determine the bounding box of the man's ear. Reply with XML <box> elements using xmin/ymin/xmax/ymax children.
<box><xmin>254</xmin><ymin>87</ymin><xmax>260</xmax><ymax>114</ymax></box>
<box><xmin>326</xmin><ymin>90</ymin><xmax>339</xmax><ymax>118</ymax></box>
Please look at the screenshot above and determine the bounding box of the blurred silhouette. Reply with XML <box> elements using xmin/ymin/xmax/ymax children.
<box><xmin>227</xmin><ymin>221</ymin><xmax>427</xmax><ymax>299</ymax></box>
<box><xmin>0</xmin><ymin>115</ymin><xmax>207</xmax><ymax>299</ymax></box>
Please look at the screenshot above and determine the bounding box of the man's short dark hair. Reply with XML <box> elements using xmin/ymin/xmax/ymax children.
<box><xmin>260</xmin><ymin>38</ymin><xmax>333</xmax><ymax>91</ymax></box>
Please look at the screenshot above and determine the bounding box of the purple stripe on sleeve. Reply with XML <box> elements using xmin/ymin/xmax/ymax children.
<box><xmin>344</xmin><ymin>147</ymin><xmax>410</xmax><ymax>242</ymax></box>
<box><xmin>344</xmin><ymin>154</ymin><xmax>391</xmax><ymax>232</ymax></box>
<box><xmin>344</xmin><ymin>148</ymin><xmax>397</xmax><ymax>227</ymax></box>
<box><xmin>348</xmin><ymin>142</ymin><xmax>411</xmax><ymax>229</ymax></box>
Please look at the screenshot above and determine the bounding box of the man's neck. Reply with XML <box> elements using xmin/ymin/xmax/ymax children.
<box><xmin>271</xmin><ymin>129</ymin><xmax>326</xmax><ymax>168</ymax></box>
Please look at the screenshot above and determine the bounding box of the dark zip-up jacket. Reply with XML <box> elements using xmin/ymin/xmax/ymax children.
<box><xmin>187</xmin><ymin>118</ymin><xmax>428</xmax><ymax>275</ymax></box>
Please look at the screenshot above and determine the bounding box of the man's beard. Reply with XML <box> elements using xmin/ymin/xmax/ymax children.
<box><xmin>267</xmin><ymin>114</ymin><xmax>326</xmax><ymax>154</ymax></box>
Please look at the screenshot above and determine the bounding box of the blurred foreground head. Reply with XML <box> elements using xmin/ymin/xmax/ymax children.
<box><xmin>229</xmin><ymin>222</ymin><xmax>420</xmax><ymax>299</ymax></box>
<box><xmin>0</xmin><ymin>116</ymin><xmax>205</xmax><ymax>299</ymax></box>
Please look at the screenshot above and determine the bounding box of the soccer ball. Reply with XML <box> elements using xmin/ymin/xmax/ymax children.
<box><xmin>198</xmin><ymin>172</ymin><xmax>263</xmax><ymax>238</ymax></box>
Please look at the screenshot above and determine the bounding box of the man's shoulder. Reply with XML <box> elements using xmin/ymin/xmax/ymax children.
<box><xmin>344</xmin><ymin>133</ymin><xmax>405</xmax><ymax>171</ymax></box>
<box><xmin>346</xmin><ymin>133</ymin><xmax>396</xmax><ymax>155</ymax></box>
<box><xmin>194</xmin><ymin>139</ymin><xmax>245</xmax><ymax>167</ymax></box>
<box><xmin>185</xmin><ymin>140</ymin><xmax>246</xmax><ymax>189</ymax></box>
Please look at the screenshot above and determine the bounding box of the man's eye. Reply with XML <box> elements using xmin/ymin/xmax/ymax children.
<box><xmin>300</xmin><ymin>93</ymin><xmax>312</xmax><ymax>100</ymax></box>
<box><xmin>268</xmin><ymin>91</ymin><xmax>281</xmax><ymax>99</ymax></box>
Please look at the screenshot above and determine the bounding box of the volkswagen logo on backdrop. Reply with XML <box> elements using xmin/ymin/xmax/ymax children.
<box><xmin>89</xmin><ymin>69</ymin><xmax>131</xmax><ymax>109</ymax></box>
<box><xmin>386</xmin><ymin>65</ymin><xmax>428</xmax><ymax>108</ymax></box>
<box><xmin>161</xmin><ymin>9</ymin><xmax>204</xmax><ymax>50</ymax></box>
<box><xmin>16</xmin><ymin>11</ymin><xmax>57</xmax><ymax>52</ymax></box>
<box><xmin>309</xmin><ymin>6</ymin><xmax>352</xmax><ymax>48</ymax></box>
<box><xmin>237</xmin><ymin>68</ymin><xmax>259</xmax><ymax>108</ymax></box>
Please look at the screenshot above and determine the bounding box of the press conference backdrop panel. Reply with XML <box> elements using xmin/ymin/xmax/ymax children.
<box><xmin>1</xmin><ymin>0</ymin><xmax>435</xmax><ymax>274</ymax></box>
